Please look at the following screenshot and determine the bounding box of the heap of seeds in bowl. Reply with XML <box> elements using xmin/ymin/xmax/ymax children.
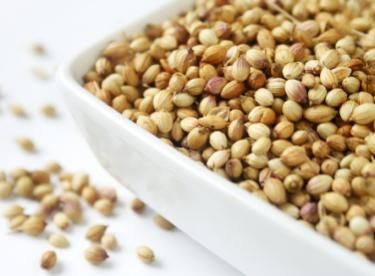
<box><xmin>83</xmin><ymin>0</ymin><xmax>375</xmax><ymax>260</ymax></box>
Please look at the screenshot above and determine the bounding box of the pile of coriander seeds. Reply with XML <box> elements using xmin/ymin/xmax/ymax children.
<box><xmin>83</xmin><ymin>0</ymin><xmax>375</xmax><ymax>261</ymax></box>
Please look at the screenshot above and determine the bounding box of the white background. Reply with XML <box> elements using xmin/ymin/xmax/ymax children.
<box><xmin>0</xmin><ymin>0</ymin><xmax>242</xmax><ymax>275</ymax></box>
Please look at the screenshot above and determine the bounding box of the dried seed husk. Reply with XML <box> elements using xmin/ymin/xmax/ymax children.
<box><xmin>136</xmin><ymin>246</ymin><xmax>155</xmax><ymax>264</ymax></box>
<box><xmin>84</xmin><ymin>245</ymin><xmax>108</xmax><ymax>265</ymax></box>
<box><xmin>86</xmin><ymin>224</ymin><xmax>108</xmax><ymax>242</ymax></box>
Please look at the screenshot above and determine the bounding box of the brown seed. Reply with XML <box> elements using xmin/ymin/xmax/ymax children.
<box><xmin>154</xmin><ymin>215</ymin><xmax>175</xmax><ymax>230</ymax></box>
<box><xmin>131</xmin><ymin>198</ymin><xmax>145</xmax><ymax>214</ymax></box>
<box><xmin>136</xmin><ymin>246</ymin><xmax>155</xmax><ymax>264</ymax></box>
<box><xmin>40</xmin><ymin>251</ymin><xmax>57</xmax><ymax>270</ymax></box>
<box><xmin>84</xmin><ymin>245</ymin><xmax>108</xmax><ymax>265</ymax></box>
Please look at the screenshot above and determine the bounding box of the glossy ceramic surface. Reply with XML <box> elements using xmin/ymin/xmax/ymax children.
<box><xmin>58</xmin><ymin>1</ymin><xmax>375</xmax><ymax>275</ymax></box>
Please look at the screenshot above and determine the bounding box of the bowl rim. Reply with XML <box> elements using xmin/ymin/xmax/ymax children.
<box><xmin>57</xmin><ymin>1</ymin><xmax>375</xmax><ymax>273</ymax></box>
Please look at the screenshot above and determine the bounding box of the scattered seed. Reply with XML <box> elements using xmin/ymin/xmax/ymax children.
<box><xmin>94</xmin><ymin>199</ymin><xmax>114</xmax><ymax>216</ymax></box>
<box><xmin>49</xmin><ymin>233</ymin><xmax>69</xmax><ymax>248</ymax></box>
<box><xmin>40</xmin><ymin>250</ymin><xmax>57</xmax><ymax>270</ymax></box>
<box><xmin>153</xmin><ymin>215</ymin><xmax>175</xmax><ymax>230</ymax></box>
<box><xmin>3</xmin><ymin>204</ymin><xmax>24</xmax><ymax>219</ymax></box>
<box><xmin>136</xmin><ymin>246</ymin><xmax>155</xmax><ymax>264</ymax></box>
<box><xmin>86</xmin><ymin>224</ymin><xmax>107</xmax><ymax>242</ymax></box>
<box><xmin>101</xmin><ymin>234</ymin><xmax>118</xmax><ymax>250</ymax></box>
<box><xmin>9</xmin><ymin>104</ymin><xmax>27</xmax><ymax>117</ymax></box>
<box><xmin>131</xmin><ymin>198</ymin><xmax>145</xmax><ymax>214</ymax></box>
<box><xmin>41</xmin><ymin>104</ymin><xmax>57</xmax><ymax>117</ymax></box>
<box><xmin>15</xmin><ymin>137</ymin><xmax>35</xmax><ymax>152</ymax></box>
<box><xmin>84</xmin><ymin>245</ymin><xmax>108</xmax><ymax>265</ymax></box>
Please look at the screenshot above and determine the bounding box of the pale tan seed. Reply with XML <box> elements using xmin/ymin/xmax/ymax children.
<box><xmin>53</xmin><ymin>212</ymin><xmax>71</xmax><ymax>230</ymax></box>
<box><xmin>22</xmin><ymin>216</ymin><xmax>46</xmax><ymax>236</ymax></box>
<box><xmin>16</xmin><ymin>137</ymin><xmax>35</xmax><ymax>152</ymax></box>
<box><xmin>94</xmin><ymin>199</ymin><xmax>114</xmax><ymax>216</ymax></box>
<box><xmin>9</xmin><ymin>104</ymin><xmax>27</xmax><ymax>117</ymax></box>
<box><xmin>49</xmin><ymin>233</ymin><xmax>70</xmax><ymax>248</ymax></box>
<box><xmin>41</xmin><ymin>105</ymin><xmax>57</xmax><ymax>117</ymax></box>
<box><xmin>321</xmin><ymin>192</ymin><xmax>349</xmax><ymax>213</ymax></box>
<box><xmin>136</xmin><ymin>246</ymin><xmax>155</xmax><ymax>264</ymax></box>
<box><xmin>86</xmin><ymin>224</ymin><xmax>108</xmax><ymax>242</ymax></box>
<box><xmin>84</xmin><ymin>245</ymin><xmax>108</xmax><ymax>265</ymax></box>
<box><xmin>101</xmin><ymin>234</ymin><xmax>118</xmax><ymax>250</ymax></box>
<box><xmin>3</xmin><ymin>204</ymin><xmax>24</xmax><ymax>219</ymax></box>
<box><xmin>0</xmin><ymin>181</ymin><xmax>14</xmax><ymax>199</ymax></box>
<box><xmin>264</xmin><ymin>178</ymin><xmax>287</xmax><ymax>205</ymax></box>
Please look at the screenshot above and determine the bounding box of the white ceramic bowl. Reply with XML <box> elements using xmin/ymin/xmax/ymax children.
<box><xmin>58</xmin><ymin>1</ymin><xmax>375</xmax><ymax>275</ymax></box>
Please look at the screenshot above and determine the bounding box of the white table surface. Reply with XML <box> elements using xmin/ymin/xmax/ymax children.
<box><xmin>0</xmin><ymin>0</ymin><xmax>242</xmax><ymax>275</ymax></box>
